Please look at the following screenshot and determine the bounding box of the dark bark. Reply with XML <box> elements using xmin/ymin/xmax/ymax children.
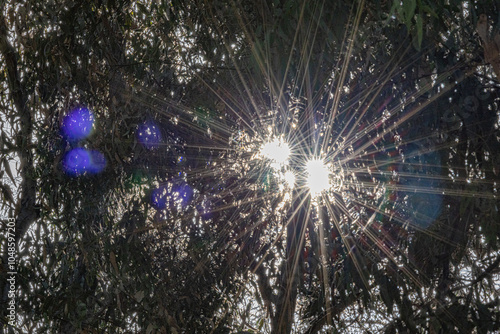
<box><xmin>271</xmin><ymin>190</ymin><xmax>310</xmax><ymax>334</ymax></box>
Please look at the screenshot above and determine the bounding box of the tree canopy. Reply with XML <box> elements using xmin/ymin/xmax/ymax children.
<box><xmin>1</xmin><ymin>0</ymin><xmax>500</xmax><ymax>333</ymax></box>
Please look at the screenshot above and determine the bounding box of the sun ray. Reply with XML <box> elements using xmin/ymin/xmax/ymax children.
<box><xmin>86</xmin><ymin>2</ymin><xmax>500</xmax><ymax>332</ymax></box>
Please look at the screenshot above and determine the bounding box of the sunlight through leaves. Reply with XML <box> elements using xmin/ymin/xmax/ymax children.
<box><xmin>305</xmin><ymin>158</ymin><xmax>330</xmax><ymax>196</ymax></box>
<box><xmin>260</xmin><ymin>138</ymin><xmax>291</xmax><ymax>166</ymax></box>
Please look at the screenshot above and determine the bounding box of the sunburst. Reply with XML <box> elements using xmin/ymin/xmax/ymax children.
<box><xmin>305</xmin><ymin>158</ymin><xmax>330</xmax><ymax>197</ymax></box>
<box><xmin>78</xmin><ymin>1</ymin><xmax>497</xmax><ymax>332</ymax></box>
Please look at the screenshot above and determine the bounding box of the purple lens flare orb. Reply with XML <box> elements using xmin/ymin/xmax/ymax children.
<box><xmin>137</xmin><ymin>121</ymin><xmax>162</xmax><ymax>149</ymax></box>
<box><xmin>62</xmin><ymin>148</ymin><xmax>107</xmax><ymax>176</ymax></box>
<box><xmin>150</xmin><ymin>182</ymin><xmax>194</xmax><ymax>211</ymax></box>
<box><xmin>151</xmin><ymin>185</ymin><xmax>169</xmax><ymax>210</ymax></box>
<box><xmin>61</xmin><ymin>107</ymin><xmax>95</xmax><ymax>141</ymax></box>
<box><xmin>173</xmin><ymin>183</ymin><xmax>193</xmax><ymax>208</ymax></box>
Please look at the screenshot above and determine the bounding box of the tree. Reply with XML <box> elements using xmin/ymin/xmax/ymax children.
<box><xmin>1</xmin><ymin>0</ymin><xmax>499</xmax><ymax>333</ymax></box>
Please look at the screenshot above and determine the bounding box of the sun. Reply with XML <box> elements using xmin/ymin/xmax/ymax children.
<box><xmin>305</xmin><ymin>158</ymin><xmax>330</xmax><ymax>196</ymax></box>
<box><xmin>260</xmin><ymin>138</ymin><xmax>291</xmax><ymax>166</ymax></box>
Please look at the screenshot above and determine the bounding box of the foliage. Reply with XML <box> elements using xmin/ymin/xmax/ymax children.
<box><xmin>1</xmin><ymin>0</ymin><xmax>499</xmax><ymax>333</ymax></box>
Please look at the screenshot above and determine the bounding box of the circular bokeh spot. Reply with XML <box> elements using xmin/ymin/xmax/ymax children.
<box><xmin>61</xmin><ymin>107</ymin><xmax>95</xmax><ymax>141</ymax></box>
<box><xmin>174</xmin><ymin>183</ymin><xmax>193</xmax><ymax>208</ymax></box>
<box><xmin>137</xmin><ymin>121</ymin><xmax>162</xmax><ymax>149</ymax></box>
<box><xmin>62</xmin><ymin>148</ymin><xmax>107</xmax><ymax>176</ymax></box>
<box><xmin>151</xmin><ymin>185</ymin><xmax>169</xmax><ymax>210</ymax></box>
<box><xmin>150</xmin><ymin>182</ymin><xmax>194</xmax><ymax>211</ymax></box>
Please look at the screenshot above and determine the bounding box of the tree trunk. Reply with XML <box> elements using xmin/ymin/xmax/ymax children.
<box><xmin>0</xmin><ymin>9</ymin><xmax>37</xmax><ymax>332</ymax></box>
<box><xmin>272</xmin><ymin>190</ymin><xmax>310</xmax><ymax>334</ymax></box>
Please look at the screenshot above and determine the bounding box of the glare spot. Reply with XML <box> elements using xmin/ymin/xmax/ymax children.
<box><xmin>260</xmin><ymin>139</ymin><xmax>290</xmax><ymax>165</ymax></box>
<box><xmin>61</xmin><ymin>107</ymin><xmax>94</xmax><ymax>141</ymax></box>
<box><xmin>305</xmin><ymin>159</ymin><xmax>330</xmax><ymax>196</ymax></box>
<box><xmin>284</xmin><ymin>170</ymin><xmax>296</xmax><ymax>187</ymax></box>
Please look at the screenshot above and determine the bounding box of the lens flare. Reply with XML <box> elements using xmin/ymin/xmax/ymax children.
<box><xmin>151</xmin><ymin>185</ymin><xmax>169</xmax><ymax>210</ymax></box>
<box><xmin>62</xmin><ymin>148</ymin><xmax>106</xmax><ymax>176</ymax></box>
<box><xmin>173</xmin><ymin>183</ymin><xmax>194</xmax><ymax>208</ymax></box>
<box><xmin>260</xmin><ymin>139</ymin><xmax>290</xmax><ymax>165</ymax></box>
<box><xmin>150</xmin><ymin>182</ymin><xmax>194</xmax><ymax>211</ymax></box>
<box><xmin>137</xmin><ymin>121</ymin><xmax>162</xmax><ymax>149</ymax></box>
<box><xmin>305</xmin><ymin>159</ymin><xmax>330</xmax><ymax>196</ymax></box>
<box><xmin>61</xmin><ymin>107</ymin><xmax>95</xmax><ymax>141</ymax></box>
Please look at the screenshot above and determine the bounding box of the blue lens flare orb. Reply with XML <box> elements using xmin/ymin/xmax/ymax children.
<box><xmin>150</xmin><ymin>182</ymin><xmax>194</xmax><ymax>211</ymax></box>
<box><xmin>137</xmin><ymin>121</ymin><xmax>162</xmax><ymax>149</ymax></box>
<box><xmin>61</xmin><ymin>107</ymin><xmax>95</xmax><ymax>141</ymax></box>
<box><xmin>174</xmin><ymin>184</ymin><xmax>193</xmax><ymax>208</ymax></box>
<box><xmin>151</xmin><ymin>185</ymin><xmax>169</xmax><ymax>210</ymax></box>
<box><xmin>62</xmin><ymin>148</ymin><xmax>107</xmax><ymax>176</ymax></box>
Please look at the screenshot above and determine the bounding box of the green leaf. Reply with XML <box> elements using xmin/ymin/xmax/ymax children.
<box><xmin>416</xmin><ymin>14</ymin><xmax>423</xmax><ymax>50</ymax></box>
<box><xmin>421</xmin><ymin>5</ymin><xmax>438</xmax><ymax>18</ymax></box>
<box><xmin>403</xmin><ymin>0</ymin><xmax>416</xmax><ymax>27</ymax></box>
<box><xmin>388</xmin><ymin>0</ymin><xmax>400</xmax><ymax>19</ymax></box>
<box><xmin>258</xmin><ymin>318</ymin><xmax>264</xmax><ymax>330</ymax></box>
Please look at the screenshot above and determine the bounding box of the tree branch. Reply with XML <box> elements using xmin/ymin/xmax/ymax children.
<box><xmin>0</xmin><ymin>9</ymin><xmax>38</xmax><ymax>237</ymax></box>
<box><xmin>470</xmin><ymin>254</ymin><xmax>500</xmax><ymax>286</ymax></box>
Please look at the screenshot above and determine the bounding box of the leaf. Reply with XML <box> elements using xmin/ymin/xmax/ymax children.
<box><xmin>421</xmin><ymin>5</ymin><xmax>438</xmax><ymax>18</ymax></box>
<box><xmin>258</xmin><ymin>318</ymin><xmax>264</xmax><ymax>330</ymax></box>
<box><xmin>403</xmin><ymin>0</ymin><xmax>416</xmax><ymax>27</ymax></box>
<box><xmin>387</xmin><ymin>0</ymin><xmax>399</xmax><ymax>17</ymax></box>
<box><xmin>110</xmin><ymin>251</ymin><xmax>119</xmax><ymax>275</ymax></box>
<box><xmin>416</xmin><ymin>14</ymin><xmax>423</xmax><ymax>50</ymax></box>
<box><xmin>134</xmin><ymin>290</ymin><xmax>145</xmax><ymax>302</ymax></box>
